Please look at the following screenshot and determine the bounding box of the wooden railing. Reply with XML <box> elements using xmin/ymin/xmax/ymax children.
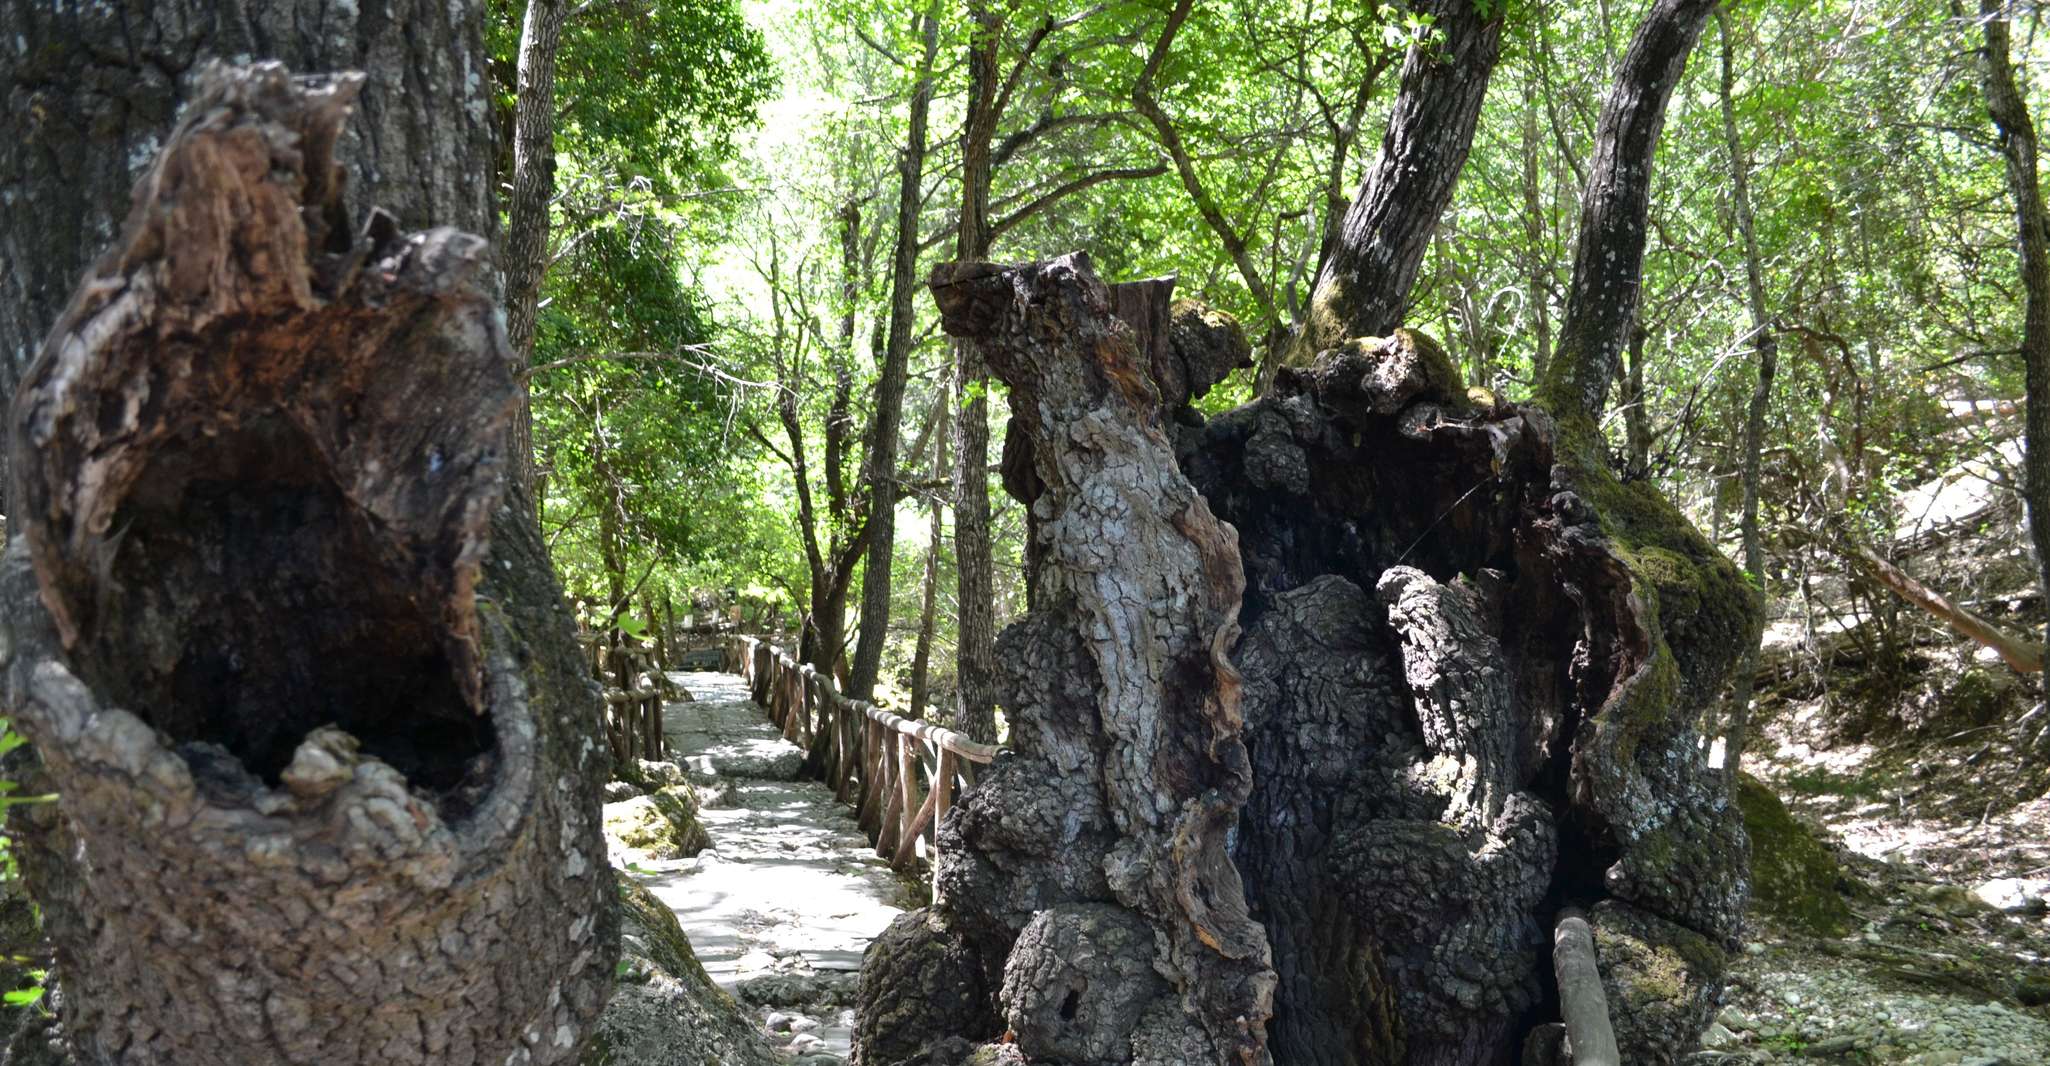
<box><xmin>582</xmin><ymin>635</ymin><xmax>669</xmax><ymax>764</ymax></box>
<box><xmin>726</xmin><ymin>635</ymin><xmax>996</xmax><ymax>894</ymax></box>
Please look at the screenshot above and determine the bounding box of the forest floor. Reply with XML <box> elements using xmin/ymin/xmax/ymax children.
<box><xmin>609</xmin><ymin>662</ymin><xmax>2050</xmax><ymax>1063</ymax></box>
<box><xmin>1691</xmin><ymin>660</ymin><xmax>2050</xmax><ymax>1064</ymax></box>
<box><xmin>610</xmin><ymin>671</ymin><xmax>921</xmax><ymax>1064</ymax></box>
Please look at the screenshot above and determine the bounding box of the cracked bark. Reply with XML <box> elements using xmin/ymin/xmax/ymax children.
<box><xmin>0</xmin><ymin>0</ymin><xmax>499</xmax><ymax>514</ymax></box>
<box><xmin>1296</xmin><ymin>0</ymin><xmax>1504</xmax><ymax>360</ymax></box>
<box><xmin>855</xmin><ymin>254</ymin><xmax>1276</xmax><ymax>1066</ymax></box>
<box><xmin>0</xmin><ymin>65</ymin><xmax>613</xmax><ymax>1065</ymax></box>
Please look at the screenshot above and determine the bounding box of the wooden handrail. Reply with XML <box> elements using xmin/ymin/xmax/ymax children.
<box><xmin>580</xmin><ymin>633</ymin><xmax>669</xmax><ymax>766</ymax></box>
<box><xmin>725</xmin><ymin>634</ymin><xmax>994</xmax><ymax>895</ymax></box>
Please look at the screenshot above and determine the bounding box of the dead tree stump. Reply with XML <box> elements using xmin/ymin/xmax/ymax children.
<box><xmin>854</xmin><ymin>253</ymin><xmax>1754</xmax><ymax>1066</ymax></box>
<box><xmin>0</xmin><ymin>64</ymin><xmax>615</xmax><ymax>1065</ymax></box>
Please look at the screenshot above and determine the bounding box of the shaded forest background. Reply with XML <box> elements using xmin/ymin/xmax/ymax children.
<box><xmin>517</xmin><ymin>0</ymin><xmax>2050</xmax><ymax>747</ymax></box>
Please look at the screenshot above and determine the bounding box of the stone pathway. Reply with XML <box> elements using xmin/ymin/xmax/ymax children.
<box><xmin>624</xmin><ymin>671</ymin><xmax>918</xmax><ymax>1062</ymax></box>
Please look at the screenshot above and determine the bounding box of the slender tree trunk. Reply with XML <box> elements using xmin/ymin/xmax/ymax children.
<box><xmin>503</xmin><ymin>0</ymin><xmax>571</xmax><ymax>498</ymax></box>
<box><xmin>1297</xmin><ymin>0</ymin><xmax>1505</xmax><ymax>357</ymax></box>
<box><xmin>849</xmin><ymin>6</ymin><xmax>941</xmax><ymax>701</ymax></box>
<box><xmin>1523</xmin><ymin>51</ymin><xmax>1554</xmax><ymax>386</ymax></box>
<box><xmin>909</xmin><ymin>390</ymin><xmax>951</xmax><ymax>722</ymax></box>
<box><xmin>1134</xmin><ymin>0</ymin><xmax>1280</xmax><ymax>336</ymax></box>
<box><xmin>1977</xmin><ymin>0</ymin><xmax>2050</xmax><ymax>661</ymax></box>
<box><xmin>951</xmin><ymin>0</ymin><xmax>1002</xmax><ymax>744</ymax></box>
<box><xmin>1719</xmin><ymin>7</ymin><xmax>1778</xmax><ymax>774</ymax></box>
<box><xmin>0</xmin><ymin>0</ymin><xmax>499</xmax><ymax>519</ymax></box>
<box><xmin>0</xmin><ymin>66</ymin><xmax>613</xmax><ymax>1065</ymax></box>
<box><xmin>1537</xmin><ymin>0</ymin><xmax>1719</xmax><ymax>425</ymax></box>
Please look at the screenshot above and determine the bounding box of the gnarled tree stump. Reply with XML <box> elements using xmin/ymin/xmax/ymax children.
<box><xmin>0</xmin><ymin>64</ymin><xmax>615</xmax><ymax>1065</ymax></box>
<box><xmin>855</xmin><ymin>253</ymin><xmax>1753</xmax><ymax>1066</ymax></box>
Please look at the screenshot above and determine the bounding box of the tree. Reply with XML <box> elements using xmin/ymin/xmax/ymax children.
<box><xmin>1537</xmin><ymin>0</ymin><xmax>1719</xmax><ymax>424</ymax></box>
<box><xmin>950</xmin><ymin>0</ymin><xmax>1004</xmax><ymax>743</ymax></box>
<box><xmin>1717</xmin><ymin>6</ymin><xmax>1778</xmax><ymax>773</ymax></box>
<box><xmin>848</xmin><ymin>5</ymin><xmax>943</xmax><ymax>701</ymax></box>
<box><xmin>504</xmin><ymin>0</ymin><xmax>574</xmax><ymax>494</ymax></box>
<box><xmin>1975</xmin><ymin>0</ymin><xmax>2050</xmax><ymax>664</ymax></box>
<box><xmin>1296</xmin><ymin>0</ymin><xmax>1506</xmax><ymax>359</ymax></box>
<box><xmin>856</xmin><ymin>1</ymin><xmax>1752</xmax><ymax>1063</ymax></box>
<box><xmin>0</xmin><ymin>65</ymin><xmax>615</xmax><ymax>1064</ymax></box>
<box><xmin>0</xmin><ymin>0</ymin><xmax>496</xmax><ymax>518</ymax></box>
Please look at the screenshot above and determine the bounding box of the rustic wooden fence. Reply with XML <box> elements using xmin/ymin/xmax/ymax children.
<box><xmin>725</xmin><ymin>635</ymin><xmax>996</xmax><ymax>893</ymax></box>
<box><xmin>582</xmin><ymin>635</ymin><xmax>668</xmax><ymax>764</ymax></box>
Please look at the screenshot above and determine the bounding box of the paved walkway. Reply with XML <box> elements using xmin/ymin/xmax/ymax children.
<box><xmin>628</xmin><ymin>671</ymin><xmax>917</xmax><ymax>1060</ymax></box>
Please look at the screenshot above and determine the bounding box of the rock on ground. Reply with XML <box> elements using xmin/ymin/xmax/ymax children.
<box><xmin>604</xmin><ymin>784</ymin><xmax>713</xmax><ymax>861</ymax></box>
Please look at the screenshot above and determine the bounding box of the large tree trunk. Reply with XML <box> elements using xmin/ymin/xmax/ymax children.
<box><xmin>1295</xmin><ymin>0</ymin><xmax>1505</xmax><ymax>359</ymax></box>
<box><xmin>0</xmin><ymin>65</ymin><xmax>613</xmax><ymax>1066</ymax></box>
<box><xmin>855</xmin><ymin>255</ymin><xmax>1276</xmax><ymax>1066</ymax></box>
<box><xmin>848</xmin><ymin>6</ymin><xmax>941</xmax><ymax>701</ymax></box>
<box><xmin>859</xmin><ymin>261</ymin><xmax>1752</xmax><ymax>1066</ymax></box>
<box><xmin>0</xmin><ymin>0</ymin><xmax>499</xmax><ymax>516</ymax></box>
<box><xmin>1978</xmin><ymin>0</ymin><xmax>2050</xmax><ymax>665</ymax></box>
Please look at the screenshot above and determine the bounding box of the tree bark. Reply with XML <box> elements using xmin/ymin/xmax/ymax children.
<box><xmin>0</xmin><ymin>0</ymin><xmax>499</xmax><ymax>517</ymax></box>
<box><xmin>1977</xmin><ymin>0</ymin><xmax>2050</xmax><ymax>661</ymax></box>
<box><xmin>1536</xmin><ymin>0</ymin><xmax>1718</xmax><ymax>424</ymax></box>
<box><xmin>503</xmin><ymin>0</ymin><xmax>573</xmax><ymax>497</ymax></box>
<box><xmin>950</xmin><ymin>0</ymin><xmax>1002</xmax><ymax>744</ymax></box>
<box><xmin>1296</xmin><ymin>0</ymin><xmax>1505</xmax><ymax>358</ymax></box>
<box><xmin>856</xmin><ymin>254</ymin><xmax>1276</xmax><ymax>1066</ymax></box>
<box><xmin>0</xmin><ymin>66</ymin><xmax>613</xmax><ymax>1064</ymax></box>
<box><xmin>848</xmin><ymin>6</ymin><xmax>941</xmax><ymax>702</ymax></box>
<box><xmin>1719</xmin><ymin>6</ymin><xmax>1778</xmax><ymax>773</ymax></box>
<box><xmin>1620</xmin><ymin>325</ymin><xmax>1652</xmax><ymax>478</ymax></box>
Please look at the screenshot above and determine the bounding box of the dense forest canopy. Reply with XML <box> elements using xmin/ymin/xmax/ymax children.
<box><xmin>512</xmin><ymin>0</ymin><xmax>2050</xmax><ymax>719</ymax></box>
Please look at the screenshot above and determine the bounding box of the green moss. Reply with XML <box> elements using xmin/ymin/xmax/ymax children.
<box><xmin>1592</xmin><ymin>911</ymin><xmax>1724</xmax><ymax>1010</ymax></box>
<box><xmin>618</xmin><ymin>876</ymin><xmax>717</xmax><ymax>988</ymax></box>
<box><xmin>605</xmin><ymin>784</ymin><xmax>711</xmax><ymax>859</ymax></box>
<box><xmin>1735</xmin><ymin>773</ymin><xmax>1856</xmax><ymax>936</ymax></box>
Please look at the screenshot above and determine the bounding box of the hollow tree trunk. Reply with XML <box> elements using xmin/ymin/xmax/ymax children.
<box><xmin>0</xmin><ymin>65</ymin><xmax>613</xmax><ymax>1065</ymax></box>
<box><xmin>0</xmin><ymin>0</ymin><xmax>499</xmax><ymax>516</ymax></box>
<box><xmin>1296</xmin><ymin>0</ymin><xmax>1505</xmax><ymax>359</ymax></box>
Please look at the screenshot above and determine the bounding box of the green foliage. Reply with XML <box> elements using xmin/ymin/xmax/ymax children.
<box><xmin>499</xmin><ymin>0</ymin><xmax>2050</xmax><ymax>700</ymax></box>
